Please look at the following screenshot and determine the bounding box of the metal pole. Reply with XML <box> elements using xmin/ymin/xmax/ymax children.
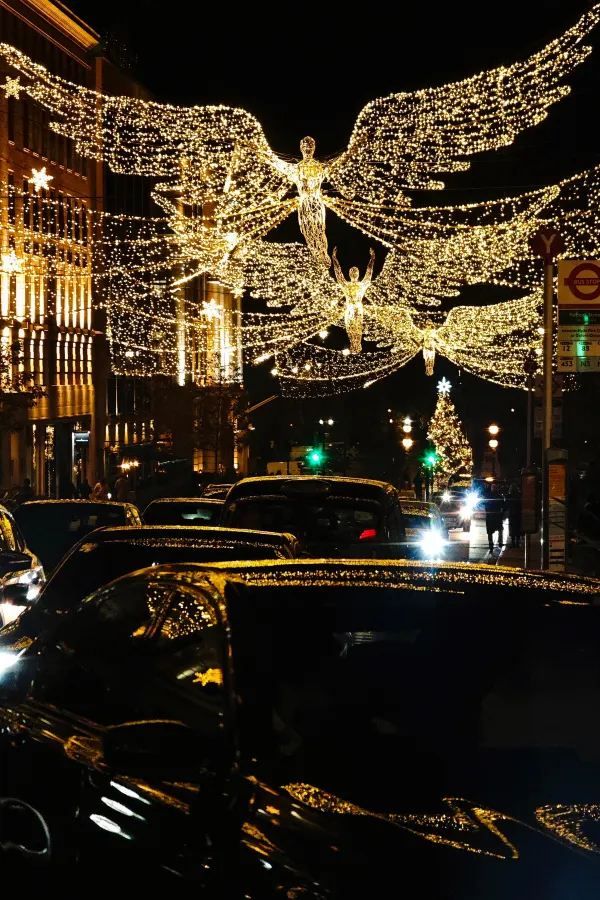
<box><xmin>542</xmin><ymin>260</ymin><xmax>554</xmax><ymax>569</ymax></box>
<box><xmin>525</xmin><ymin>370</ymin><xmax>533</xmax><ymax>570</ymax></box>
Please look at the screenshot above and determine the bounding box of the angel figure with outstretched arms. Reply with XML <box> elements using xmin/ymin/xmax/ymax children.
<box><xmin>332</xmin><ymin>247</ymin><xmax>375</xmax><ymax>354</ymax></box>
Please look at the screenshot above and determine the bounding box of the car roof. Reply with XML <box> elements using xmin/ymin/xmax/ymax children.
<box><xmin>132</xmin><ymin>559</ymin><xmax>600</xmax><ymax>604</ymax></box>
<box><xmin>145</xmin><ymin>497</ymin><xmax>224</xmax><ymax>506</ymax></box>
<box><xmin>77</xmin><ymin>524</ymin><xmax>296</xmax><ymax>546</ymax></box>
<box><xmin>17</xmin><ymin>500</ymin><xmax>132</xmax><ymax>508</ymax></box>
<box><xmin>402</xmin><ymin>501</ymin><xmax>436</xmax><ymax>513</ymax></box>
<box><xmin>225</xmin><ymin>475</ymin><xmax>397</xmax><ymax>496</ymax></box>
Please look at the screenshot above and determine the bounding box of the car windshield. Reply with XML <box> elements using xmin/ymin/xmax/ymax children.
<box><xmin>232</xmin><ymin>583</ymin><xmax>600</xmax><ymax>810</ymax></box>
<box><xmin>226</xmin><ymin>495</ymin><xmax>382</xmax><ymax>544</ymax></box>
<box><xmin>403</xmin><ymin>513</ymin><xmax>432</xmax><ymax>530</ymax></box>
<box><xmin>13</xmin><ymin>504</ymin><xmax>129</xmax><ymax>570</ymax></box>
<box><xmin>39</xmin><ymin>539</ymin><xmax>283</xmax><ymax>614</ymax></box>
<box><xmin>144</xmin><ymin>502</ymin><xmax>222</xmax><ymax>526</ymax></box>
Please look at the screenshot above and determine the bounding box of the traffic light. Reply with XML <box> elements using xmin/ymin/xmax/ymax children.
<box><xmin>306</xmin><ymin>447</ymin><xmax>324</xmax><ymax>468</ymax></box>
<box><xmin>423</xmin><ymin>450</ymin><xmax>438</xmax><ymax>469</ymax></box>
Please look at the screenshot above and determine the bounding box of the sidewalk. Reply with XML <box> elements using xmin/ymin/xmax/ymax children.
<box><xmin>469</xmin><ymin>517</ymin><xmax>531</xmax><ymax>569</ymax></box>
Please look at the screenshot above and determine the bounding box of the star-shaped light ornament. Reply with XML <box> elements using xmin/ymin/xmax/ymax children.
<box><xmin>3</xmin><ymin>76</ymin><xmax>22</xmax><ymax>99</ymax></box>
<box><xmin>1</xmin><ymin>249</ymin><xmax>22</xmax><ymax>274</ymax></box>
<box><xmin>29</xmin><ymin>167</ymin><xmax>53</xmax><ymax>192</ymax></box>
<box><xmin>437</xmin><ymin>377</ymin><xmax>452</xmax><ymax>395</ymax></box>
<box><xmin>201</xmin><ymin>299</ymin><xmax>221</xmax><ymax>320</ymax></box>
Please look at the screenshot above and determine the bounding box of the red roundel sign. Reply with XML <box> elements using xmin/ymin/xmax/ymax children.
<box><xmin>563</xmin><ymin>262</ymin><xmax>600</xmax><ymax>302</ymax></box>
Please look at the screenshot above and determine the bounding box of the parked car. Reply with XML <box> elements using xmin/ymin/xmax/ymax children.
<box><xmin>0</xmin><ymin>525</ymin><xmax>300</xmax><ymax>646</ymax></box>
<box><xmin>0</xmin><ymin>504</ymin><xmax>45</xmax><ymax>627</ymax></box>
<box><xmin>12</xmin><ymin>500</ymin><xmax>142</xmax><ymax>573</ymax></box>
<box><xmin>203</xmin><ymin>483</ymin><xmax>234</xmax><ymax>499</ymax></box>
<box><xmin>1</xmin><ymin>559</ymin><xmax>599</xmax><ymax>894</ymax></box>
<box><xmin>143</xmin><ymin>497</ymin><xmax>224</xmax><ymax>526</ymax></box>
<box><xmin>221</xmin><ymin>476</ymin><xmax>407</xmax><ymax>557</ymax></box>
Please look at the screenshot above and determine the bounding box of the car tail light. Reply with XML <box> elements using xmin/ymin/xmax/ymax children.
<box><xmin>359</xmin><ymin>528</ymin><xmax>378</xmax><ymax>541</ymax></box>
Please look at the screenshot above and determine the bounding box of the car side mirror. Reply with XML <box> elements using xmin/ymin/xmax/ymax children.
<box><xmin>102</xmin><ymin>719</ymin><xmax>206</xmax><ymax>776</ymax></box>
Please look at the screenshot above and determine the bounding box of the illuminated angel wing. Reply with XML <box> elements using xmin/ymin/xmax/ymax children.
<box><xmin>329</xmin><ymin>6</ymin><xmax>599</xmax><ymax>202</ymax></box>
<box><xmin>241</xmin><ymin>242</ymin><xmax>341</xmax><ymax>316</ymax></box>
<box><xmin>276</xmin><ymin>342</ymin><xmax>416</xmax><ymax>398</ymax></box>
<box><xmin>0</xmin><ymin>43</ymin><xmax>289</xmax><ymax>227</ymax></box>
<box><xmin>328</xmin><ymin>182</ymin><xmax>559</xmax><ymax>269</ymax></box>
<box><xmin>437</xmin><ymin>293</ymin><xmax>543</xmax><ymax>387</ymax></box>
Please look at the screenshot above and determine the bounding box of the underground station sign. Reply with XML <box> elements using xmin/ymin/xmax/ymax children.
<box><xmin>557</xmin><ymin>260</ymin><xmax>600</xmax><ymax>373</ymax></box>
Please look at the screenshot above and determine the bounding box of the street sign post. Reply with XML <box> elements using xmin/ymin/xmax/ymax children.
<box><xmin>529</xmin><ymin>227</ymin><xmax>565</xmax><ymax>569</ymax></box>
<box><xmin>557</xmin><ymin>260</ymin><xmax>600</xmax><ymax>373</ymax></box>
<box><xmin>546</xmin><ymin>449</ymin><xmax>568</xmax><ymax>573</ymax></box>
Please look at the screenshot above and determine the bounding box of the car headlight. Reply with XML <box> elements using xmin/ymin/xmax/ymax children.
<box><xmin>419</xmin><ymin>529</ymin><xmax>447</xmax><ymax>559</ymax></box>
<box><xmin>441</xmin><ymin>491</ymin><xmax>452</xmax><ymax>503</ymax></box>
<box><xmin>461</xmin><ymin>494</ymin><xmax>479</xmax><ymax>519</ymax></box>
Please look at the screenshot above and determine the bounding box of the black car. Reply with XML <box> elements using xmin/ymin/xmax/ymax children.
<box><xmin>1</xmin><ymin>559</ymin><xmax>600</xmax><ymax>894</ymax></box>
<box><xmin>0</xmin><ymin>525</ymin><xmax>300</xmax><ymax>646</ymax></box>
<box><xmin>13</xmin><ymin>500</ymin><xmax>142</xmax><ymax>573</ymax></box>
<box><xmin>221</xmin><ymin>476</ymin><xmax>406</xmax><ymax>557</ymax></box>
<box><xmin>0</xmin><ymin>504</ymin><xmax>45</xmax><ymax>627</ymax></box>
<box><xmin>203</xmin><ymin>483</ymin><xmax>234</xmax><ymax>499</ymax></box>
<box><xmin>143</xmin><ymin>497</ymin><xmax>224</xmax><ymax>526</ymax></box>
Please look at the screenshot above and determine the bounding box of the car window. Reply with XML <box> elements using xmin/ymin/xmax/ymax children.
<box><xmin>31</xmin><ymin>579</ymin><xmax>174</xmax><ymax>724</ymax></box>
<box><xmin>126</xmin><ymin>505</ymin><xmax>142</xmax><ymax>526</ymax></box>
<box><xmin>226</xmin><ymin>495</ymin><xmax>383</xmax><ymax>544</ymax></box>
<box><xmin>232</xmin><ymin>586</ymin><xmax>600</xmax><ymax>798</ymax></box>
<box><xmin>38</xmin><ymin>539</ymin><xmax>281</xmax><ymax>615</ymax></box>
<box><xmin>153</xmin><ymin>588</ymin><xmax>226</xmax><ymax>731</ymax></box>
<box><xmin>144</xmin><ymin>503</ymin><xmax>221</xmax><ymax>526</ymax></box>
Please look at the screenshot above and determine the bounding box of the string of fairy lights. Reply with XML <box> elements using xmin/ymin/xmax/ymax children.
<box><xmin>1</xmin><ymin>4</ymin><xmax>600</xmax><ymax>394</ymax></box>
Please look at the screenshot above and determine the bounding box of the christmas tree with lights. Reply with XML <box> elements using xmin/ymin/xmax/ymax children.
<box><xmin>427</xmin><ymin>378</ymin><xmax>473</xmax><ymax>484</ymax></box>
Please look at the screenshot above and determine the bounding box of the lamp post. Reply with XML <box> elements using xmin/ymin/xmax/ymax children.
<box><xmin>488</xmin><ymin>424</ymin><xmax>500</xmax><ymax>478</ymax></box>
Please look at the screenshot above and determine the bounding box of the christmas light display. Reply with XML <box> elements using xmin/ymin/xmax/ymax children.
<box><xmin>427</xmin><ymin>379</ymin><xmax>473</xmax><ymax>482</ymax></box>
<box><xmin>1</xmin><ymin>5</ymin><xmax>600</xmax><ymax>395</ymax></box>
<box><xmin>274</xmin><ymin>293</ymin><xmax>543</xmax><ymax>396</ymax></box>
<box><xmin>332</xmin><ymin>247</ymin><xmax>375</xmax><ymax>353</ymax></box>
<box><xmin>0</xmin><ymin>5</ymin><xmax>597</xmax><ymax>262</ymax></box>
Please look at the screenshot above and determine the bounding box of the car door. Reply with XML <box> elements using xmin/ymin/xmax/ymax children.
<box><xmin>76</xmin><ymin>578</ymin><xmax>235</xmax><ymax>882</ymax></box>
<box><xmin>0</xmin><ymin>574</ymin><xmax>233</xmax><ymax>881</ymax></box>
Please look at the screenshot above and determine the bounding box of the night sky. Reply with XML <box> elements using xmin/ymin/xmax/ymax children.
<box><xmin>68</xmin><ymin>0</ymin><xmax>600</xmax><ymax>470</ymax></box>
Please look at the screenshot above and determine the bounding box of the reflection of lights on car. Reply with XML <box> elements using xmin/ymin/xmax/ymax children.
<box><xmin>0</xmin><ymin>564</ymin><xmax>45</xmax><ymax>625</ymax></box>
<box><xmin>442</xmin><ymin>491</ymin><xmax>452</xmax><ymax>503</ymax></box>
<box><xmin>0</xmin><ymin>648</ymin><xmax>24</xmax><ymax>676</ymax></box>
<box><xmin>419</xmin><ymin>530</ymin><xmax>446</xmax><ymax>559</ymax></box>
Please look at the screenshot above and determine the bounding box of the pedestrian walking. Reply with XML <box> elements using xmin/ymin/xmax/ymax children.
<box><xmin>79</xmin><ymin>478</ymin><xmax>92</xmax><ymax>499</ymax></box>
<box><xmin>113</xmin><ymin>473</ymin><xmax>129</xmax><ymax>502</ymax></box>
<box><xmin>485</xmin><ymin>483</ymin><xmax>506</xmax><ymax>554</ymax></box>
<box><xmin>508</xmin><ymin>484</ymin><xmax>522</xmax><ymax>548</ymax></box>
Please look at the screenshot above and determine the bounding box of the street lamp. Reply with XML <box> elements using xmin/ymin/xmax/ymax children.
<box><xmin>489</xmin><ymin>438</ymin><xmax>499</xmax><ymax>450</ymax></box>
<box><xmin>402</xmin><ymin>437</ymin><xmax>414</xmax><ymax>451</ymax></box>
<box><xmin>488</xmin><ymin>424</ymin><xmax>500</xmax><ymax>436</ymax></box>
<box><xmin>327</xmin><ymin>418</ymin><xmax>334</xmax><ymax>426</ymax></box>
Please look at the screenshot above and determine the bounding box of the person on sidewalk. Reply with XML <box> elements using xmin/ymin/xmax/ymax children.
<box><xmin>113</xmin><ymin>473</ymin><xmax>129</xmax><ymax>502</ymax></box>
<box><xmin>90</xmin><ymin>478</ymin><xmax>109</xmax><ymax>501</ymax></box>
<box><xmin>485</xmin><ymin>483</ymin><xmax>506</xmax><ymax>555</ymax></box>
<box><xmin>508</xmin><ymin>484</ymin><xmax>522</xmax><ymax>548</ymax></box>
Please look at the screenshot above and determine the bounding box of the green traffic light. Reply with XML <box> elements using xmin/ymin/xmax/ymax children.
<box><xmin>425</xmin><ymin>452</ymin><xmax>438</xmax><ymax>468</ymax></box>
<box><xmin>307</xmin><ymin>449</ymin><xmax>323</xmax><ymax>466</ymax></box>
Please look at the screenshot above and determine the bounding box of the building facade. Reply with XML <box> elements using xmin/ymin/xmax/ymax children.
<box><xmin>0</xmin><ymin>0</ymin><xmax>103</xmax><ymax>496</ymax></box>
<box><xmin>0</xmin><ymin>1</ymin><xmax>245</xmax><ymax>495</ymax></box>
